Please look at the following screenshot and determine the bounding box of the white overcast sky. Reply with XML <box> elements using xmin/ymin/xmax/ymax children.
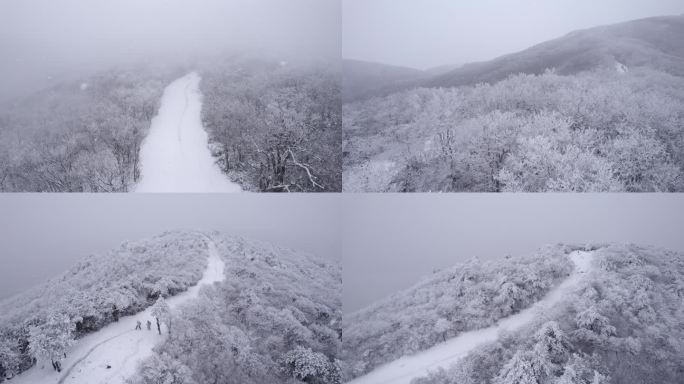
<box><xmin>0</xmin><ymin>194</ymin><xmax>340</xmax><ymax>299</ymax></box>
<box><xmin>343</xmin><ymin>0</ymin><xmax>684</xmax><ymax>69</ymax></box>
<box><xmin>0</xmin><ymin>0</ymin><xmax>340</xmax><ymax>101</ymax></box>
<box><xmin>343</xmin><ymin>194</ymin><xmax>684</xmax><ymax>313</ymax></box>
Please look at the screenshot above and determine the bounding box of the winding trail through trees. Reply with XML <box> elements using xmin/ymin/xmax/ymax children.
<box><xmin>11</xmin><ymin>237</ymin><xmax>226</xmax><ymax>384</ymax></box>
<box><xmin>135</xmin><ymin>72</ymin><xmax>241</xmax><ymax>192</ymax></box>
<box><xmin>55</xmin><ymin>330</ymin><xmax>133</xmax><ymax>384</ymax></box>
<box><xmin>349</xmin><ymin>251</ymin><xmax>594</xmax><ymax>384</ymax></box>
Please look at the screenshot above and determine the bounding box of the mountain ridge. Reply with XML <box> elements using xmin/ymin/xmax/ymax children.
<box><xmin>344</xmin><ymin>14</ymin><xmax>684</xmax><ymax>102</ymax></box>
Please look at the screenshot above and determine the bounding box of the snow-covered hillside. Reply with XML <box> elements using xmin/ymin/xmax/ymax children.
<box><xmin>0</xmin><ymin>232</ymin><xmax>210</xmax><ymax>381</ymax></box>
<box><xmin>0</xmin><ymin>231</ymin><xmax>342</xmax><ymax>384</ymax></box>
<box><xmin>7</xmin><ymin>237</ymin><xmax>225</xmax><ymax>384</ymax></box>
<box><xmin>342</xmin><ymin>244</ymin><xmax>684</xmax><ymax>384</ymax></box>
<box><xmin>343</xmin><ymin>15</ymin><xmax>684</xmax><ymax>193</ymax></box>
<box><xmin>342</xmin><ymin>244</ymin><xmax>576</xmax><ymax>379</ymax></box>
<box><xmin>127</xmin><ymin>234</ymin><xmax>342</xmax><ymax>384</ymax></box>
<box><xmin>0</xmin><ymin>67</ymin><xmax>170</xmax><ymax>192</ymax></box>
<box><xmin>135</xmin><ymin>72</ymin><xmax>242</xmax><ymax>193</ymax></box>
<box><xmin>0</xmin><ymin>56</ymin><xmax>342</xmax><ymax>193</ymax></box>
<box><xmin>349</xmin><ymin>251</ymin><xmax>593</xmax><ymax>384</ymax></box>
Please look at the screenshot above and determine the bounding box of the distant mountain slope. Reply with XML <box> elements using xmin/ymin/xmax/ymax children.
<box><xmin>343</xmin><ymin>22</ymin><xmax>684</xmax><ymax>192</ymax></box>
<box><xmin>346</xmin><ymin>14</ymin><xmax>684</xmax><ymax>102</ymax></box>
<box><xmin>428</xmin><ymin>14</ymin><xmax>684</xmax><ymax>88</ymax></box>
<box><xmin>342</xmin><ymin>59</ymin><xmax>428</xmax><ymax>102</ymax></box>
<box><xmin>423</xmin><ymin>63</ymin><xmax>464</xmax><ymax>77</ymax></box>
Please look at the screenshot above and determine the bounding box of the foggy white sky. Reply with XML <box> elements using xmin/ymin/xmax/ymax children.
<box><xmin>342</xmin><ymin>194</ymin><xmax>684</xmax><ymax>313</ymax></box>
<box><xmin>0</xmin><ymin>0</ymin><xmax>340</xmax><ymax>101</ymax></box>
<box><xmin>0</xmin><ymin>194</ymin><xmax>340</xmax><ymax>299</ymax></box>
<box><xmin>343</xmin><ymin>0</ymin><xmax>684</xmax><ymax>69</ymax></box>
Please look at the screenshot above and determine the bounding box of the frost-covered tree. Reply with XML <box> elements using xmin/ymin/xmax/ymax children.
<box><xmin>555</xmin><ymin>354</ymin><xmax>610</xmax><ymax>384</ymax></box>
<box><xmin>558</xmin><ymin>365</ymin><xmax>584</xmax><ymax>384</ymax></box>
<box><xmin>0</xmin><ymin>66</ymin><xmax>169</xmax><ymax>192</ymax></box>
<box><xmin>130</xmin><ymin>353</ymin><xmax>197</xmax><ymax>384</ymax></box>
<box><xmin>150</xmin><ymin>297</ymin><xmax>171</xmax><ymax>335</ymax></box>
<box><xmin>533</xmin><ymin>321</ymin><xmax>570</xmax><ymax>375</ymax></box>
<box><xmin>575</xmin><ymin>308</ymin><xmax>615</xmax><ymax>338</ymax></box>
<box><xmin>27</xmin><ymin>313</ymin><xmax>74</xmax><ymax>371</ymax></box>
<box><xmin>0</xmin><ymin>338</ymin><xmax>22</xmax><ymax>379</ymax></box>
<box><xmin>281</xmin><ymin>346</ymin><xmax>338</xmax><ymax>384</ymax></box>
<box><xmin>434</xmin><ymin>318</ymin><xmax>450</xmax><ymax>342</ymax></box>
<box><xmin>494</xmin><ymin>350</ymin><xmax>538</xmax><ymax>384</ymax></box>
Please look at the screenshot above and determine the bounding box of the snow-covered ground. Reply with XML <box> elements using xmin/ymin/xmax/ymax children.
<box><xmin>10</xmin><ymin>239</ymin><xmax>226</xmax><ymax>384</ymax></box>
<box><xmin>349</xmin><ymin>250</ymin><xmax>594</xmax><ymax>384</ymax></box>
<box><xmin>135</xmin><ymin>72</ymin><xmax>241</xmax><ymax>192</ymax></box>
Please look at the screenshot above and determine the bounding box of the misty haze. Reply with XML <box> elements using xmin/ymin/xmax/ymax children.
<box><xmin>0</xmin><ymin>0</ymin><xmax>341</xmax><ymax>192</ymax></box>
<box><xmin>0</xmin><ymin>194</ymin><xmax>341</xmax><ymax>299</ymax></box>
<box><xmin>342</xmin><ymin>0</ymin><xmax>684</xmax><ymax>193</ymax></box>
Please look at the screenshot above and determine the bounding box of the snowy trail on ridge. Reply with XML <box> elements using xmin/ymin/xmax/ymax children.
<box><xmin>135</xmin><ymin>72</ymin><xmax>241</xmax><ymax>192</ymax></box>
<box><xmin>11</xmin><ymin>238</ymin><xmax>226</xmax><ymax>384</ymax></box>
<box><xmin>349</xmin><ymin>250</ymin><xmax>594</xmax><ymax>384</ymax></box>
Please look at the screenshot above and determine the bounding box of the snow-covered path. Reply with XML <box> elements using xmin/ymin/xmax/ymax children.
<box><xmin>349</xmin><ymin>251</ymin><xmax>594</xmax><ymax>384</ymax></box>
<box><xmin>135</xmin><ymin>72</ymin><xmax>241</xmax><ymax>192</ymax></box>
<box><xmin>11</xmin><ymin>239</ymin><xmax>226</xmax><ymax>384</ymax></box>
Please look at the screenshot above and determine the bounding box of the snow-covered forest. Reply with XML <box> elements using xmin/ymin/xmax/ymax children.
<box><xmin>0</xmin><ymin>0</ymin><xmax>340</xmax><ymax>192</ymax></box>
<box><xmin>0</xmin><ymin>231</ymin><xmax>208</xmax><ymax>379</ymax></box>
<box><xmin>129</xmin><ymin>234</ymin><xmax>342</xmax><ymax>384</ymax></box>
<box><xmin>341</xmin><ymin>245</ymin><xmax>576</xmax><ymax>380</ymax></box>
<box><xmin>343</xmin><ymin>67</ymin><xmax>684</xmax><ymax>192</ymax></box>
<box><xmin>342</xmin><ymin>244</ymin><xmax>684</xmax><ymax>384</ymax></box>
<box><xmin>200</xmin><ymin>56</ymin><xmax>342</xmax><ymax>192</ymax></box>
<box><xmin>343</xmin><ymin>14</ymin><xmax>684</xmax><ymax>192</ymax></box>
<box><xmin>0</xmin><ymin>65</ymin><xmax>176</xmax><ymax>192</ymax></box>
<box><xmin>0</xmin><ymin>231</ymin><xmax>341</xmax><ymax>384</ymax></box>
<box><xmin>0</xmin><ymin>56</ymin><xmax>341</xmax><ymax>192</ymax></box>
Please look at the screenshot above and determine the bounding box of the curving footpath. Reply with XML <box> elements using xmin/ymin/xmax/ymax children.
<box><xmin>349</xmin><ymin>250</ymin><xmax>594</xmax><ymax>384</ymax></box>
<box><xmin>135</xmin><ymin>72</ymin><xmax>241</xmax><ymax>192</ymax></box>
<box><xmin>12</xmin><ymin>238</ymin><xmax>226</xmax><ymax>384</ymax></box>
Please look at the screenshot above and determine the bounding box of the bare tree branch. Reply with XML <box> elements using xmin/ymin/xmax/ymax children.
<box><xmin>287</xmin><ymin>148</ymin><xmax>323</xmax><ymax>190</ymax></box>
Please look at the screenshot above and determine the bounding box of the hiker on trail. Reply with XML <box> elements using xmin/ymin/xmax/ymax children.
<box><xmin>146</xmin><ymin>320</ymin><xmax>152</xmax><ymax>331</ymax></box>
<box><xmin>135</xmin><ymin>320</ymin><xmax>142</xmax><ymax>330</ymax></box>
